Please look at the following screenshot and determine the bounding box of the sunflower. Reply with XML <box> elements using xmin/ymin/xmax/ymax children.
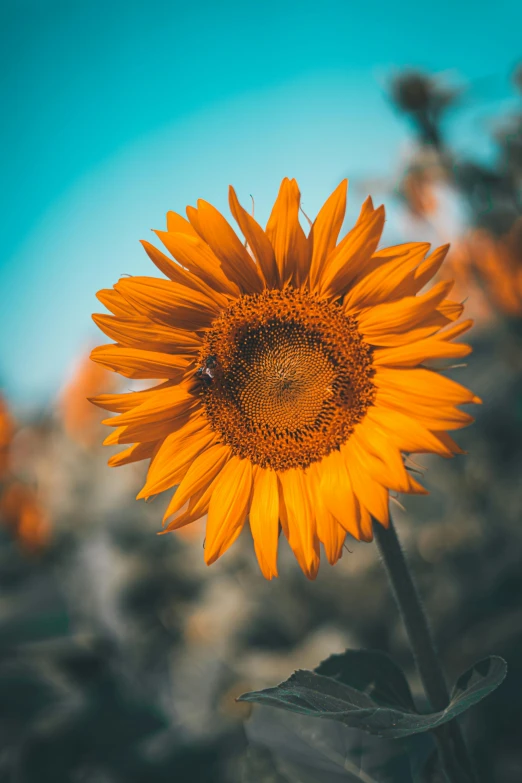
<box><xmin>91</xmin><ymin>179</ymin><xmax>479</xmax><ymax>579</ymax></box>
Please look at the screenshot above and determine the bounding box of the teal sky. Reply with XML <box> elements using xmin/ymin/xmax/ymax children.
<box><xmin>1</xmin><ymin>0</ymin><xmax>521</xmax><ymax>405</ymax></box>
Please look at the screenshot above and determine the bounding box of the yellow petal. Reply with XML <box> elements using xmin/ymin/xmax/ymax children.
<box><xmin>249</xmin><ymin>467</ymin><xmax>280</xmax><ymax>579</ymax></box>
<box><xmin>343</xmin><ymin>243</ymin><xmax>431</xmax><ymax>312</ymax></box>
<box><xmin>348</xmin><ymin>424</ymin><xmax>412</xmax><ymax>493</ymax></box>
<box><xmin>278</xmin><ymin>469</ymin><xmax>319</xmax><ymax>579</ymax></box>
<box><xmin>375</xmin><ymin>389</ymin><xmax>475</xmax><ymax>431</ymax></box>
<box><xmin>115</xmin><ymin>276</ymin><xmax>220</xmax><ymax>330</ymax></box>
<box><xmin>344</xmin><ymin>443</ymin><xmax>390</xmax><ymax>528</ymax></box>
<box><xmin>438</xmin><ymin>299</ymin><xmax>464</xmax><ymax>321</ymax></box>
<box><xmin>432</xmin><ymin>431</ymin><xmax>465</xmax><ymax>456</ymax></box>
<box><xmin>373</xmin><ymin>325</ymin><xmax>472</xmax><ymax>368</ymax></box>
<box><xmin>375</xmin><ymin>367</ymin><xmax>480</xmax><ymax>406</ymax></box>
<box><xmin>140</xmin><ymin>240</ymin><xmax>213</xmax><ymax>295</ymax></box>
<box><xmin>311</xmin><ymin>460</ymin><xmax>354</xmax><ymax>554</ymax></box>
<box><xmin>103</xmin><ymin>383</ymin><xmax>197</xmax><ymax>429</ymax></box>
<box><xmin>162</xmin><ymin>467</ymin><xmax>222</xmax><ymax>533</ymax></box>
<box><xmin>154</xmin><ymin>230</ymin><xmax>240</xmax><ymax>297</ymax></box>
<box><xmin>365</xmin><ymin>406</ymin><xmax>456</xmax><ymax>458</ymax></box>
<box><xmin>356</xmin><ymin>280</ymin><xmax>454</xmax><ymax>338</ymax></box>
<box><xmin>265</xmin><ymin>178</ymin><xmax>309</xmax><ymax>286</ymax></box>
<box><xmin>354</xmin><ymin>496</ymin><xmax>375</xmax><ymax>542</ymax></box>
<box><xmin>92</xmin><ymin>313</ymin><xmax>201</xmax><ymax>354</ymax></box>
<box><xmin>194</xmin><ymin>200</ymin><xmax>264</xmax><ymax>294</ymax></box>
<box><xmin>308</xmin><ymin>180</ymin><xmax>348</xmax><ymax>289</ymax></box>
<box><xmin>163</xmin><ymin>443</ymin><xmax>231</xmax><ymax>523</ymax></box>
<box><xmin>316</xmin><ymin>451</ymin><xmax>357</xmax><ymax>531</ymax></box>
<box><xmin>138</xmin><ymin>416</ymin><xmax>215</xmax><ymax>498</ymax></box>
<box><xmin>90</xmin><ymin>344</ymin><xmax>191</xmax><ymax>380</ymax></box>
<box><xmin>96</xmin><ymin>288</ymin><xmax>138</xmax><ymax>317</ymax></box>
<box><xmin>204</xmin><ymin>457</ymin><xmax>253</xmax><ymax>564</ymax></box>
<box><xmin>103</xmin><ymin>416</ymin><xmax>186</xmax><ymax>446</ymax></box>
<box><xmin>166</xmin><ymin>210</ymin><xmax>199</xmax><ymax>236</ymax></box>
<box><xmin>90</xmin><ymin>381</ymin><xmax>174</xmax><ymax>413</ymax></box>
<box><xmin>317</xmin><ymin>199</ymin><xmax>385</xmax><ymax>297</ymax></box>
<box><xmin>229</xmin><ymin>186</ymin><xmax>279</xmax><ymax>288</ymax></box>
<box><xmin>108</xmin><ymin>441</ymin><xmax>157</xmax><ymax>467</ymax></box>
<box><xmin>407</xmin><ymin>244</ymin><xmax>450</xmax><ymax>294</ymax></box>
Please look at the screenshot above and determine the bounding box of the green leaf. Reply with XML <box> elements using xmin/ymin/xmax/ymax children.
<box><xmin>450</xmin><ymin>656</ymin><xmax>507</xmax><ymax>712</ymax></box>
<box><xmin>246</xmin><ymin>703</ymin><xmax>435</xmax><ymax>783</ymax></box>
<box><xmin>315</xmin><ymin>650</ymin><xmax>416</xmax><ymax>712</ymax></box>
<box><xmin>238</xmin><ymin>655</ymin><xmax>507</xmax><ymax>740</ymax></box>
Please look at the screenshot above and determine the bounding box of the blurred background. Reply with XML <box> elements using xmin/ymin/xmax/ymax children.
<box><xmin>1</xmin><ymin>1</ymin><xmax>522</xmax><ymax>781</ymax></box>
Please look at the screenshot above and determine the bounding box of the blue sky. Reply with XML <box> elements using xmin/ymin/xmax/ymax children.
<box><xmin>1</xmin><ymin>0</ymin><xmax>521</xmax><ymax>405</ymax></box>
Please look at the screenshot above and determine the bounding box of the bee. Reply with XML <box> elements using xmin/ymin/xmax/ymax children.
<box><xmin>196</xmin><ymin>355</ymin><xmax>218</xmax><ymax>386</ymax></box>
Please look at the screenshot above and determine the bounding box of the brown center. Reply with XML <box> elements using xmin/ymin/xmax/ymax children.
<box><xmin>197</xmin><ymin>288</ymin><xmax>375</xmax><ymax>471</ymax></box>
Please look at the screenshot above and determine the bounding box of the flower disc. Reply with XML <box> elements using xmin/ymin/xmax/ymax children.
<box><xmin>200</xmin><ymin>288</ymin><xmax>374</xmax><ymax>471</ymax></box>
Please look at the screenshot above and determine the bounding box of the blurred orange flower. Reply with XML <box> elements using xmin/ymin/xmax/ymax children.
<box><xmin>0</xmin><ymin>482</ymin><xmax>50</xmax><ymax>552</ymax></box>
<box><xmin>92</xmin><ymin>179</ymin><xmax>478</xmax><ymax>579</ymax></box>
<box><xmin>60</xmin><ymin>353</ymin><xmax>119</xmax><ymax>447</ymax></box>
<box><xmin>463</xmin><ymin>220</ymin><xmax>522</xmax><ymax>318</ymax></box>
<box><xmin>401</xmin><ymin>167</ymin><xmax>439</xmax><ymax>220</ymax></box>
<box><xmin>0</xmin><ymin>395</ymin><xmax>15</xmax><ymax>479</ymax></box>
<box><xmin>442</xmin><ymin>241</ymin><xmax>492</xmax><ymax>325</ymax></box>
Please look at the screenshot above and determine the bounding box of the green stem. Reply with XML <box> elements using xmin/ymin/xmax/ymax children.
<box><xmin>374</xmin><ymin>515</ymin><xmax>477</xmax><ymax>783</ymax></box>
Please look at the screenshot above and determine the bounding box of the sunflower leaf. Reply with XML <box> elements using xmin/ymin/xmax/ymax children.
<box><xmin>238</xmin><ymin>655</ymin><xmax>507</xmax><ymax>739</ymax></box>
<box><xmin>314</xmin><ymin>649</ymin><xmax>417</xmax><ymax>712</ymax></box>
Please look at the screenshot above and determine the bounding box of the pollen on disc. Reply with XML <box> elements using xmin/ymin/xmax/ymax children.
<box><xmin>198</xmin><ymin>288</ymin><xmax>375</xmax><ymax>471</ymax></box>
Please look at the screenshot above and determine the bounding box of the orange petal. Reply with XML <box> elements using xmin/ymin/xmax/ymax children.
<box><xmin>162</xmin><ymin>468</ymin><xmax>222</xmax><ymax>533</ymax></box>
<box><xmin>90</xmin><ymin>381</ymin><xmax>175</xmax><ymax>413</ymax></box>
<box><xmin>356</xmin><ymin>280</ymin><xmax>454</xmax><ymax>337</ymax></box>
<box><xmin>166</xmin><ymin>211</ymin><xmax>199</xmax><ymax>236</ymax></box>
<box><xmin>373</xmin><ymin>336</ymin><xmax>472</xmax><ymax>368</ymax></box>
<box><xmin>104</xmin><ymin>383</ymin><xmax>197</xmax><ymax>429</ymax></box>
<box><xmin>96</xmin><ymin>288</ymin><xmax>138</xmax><ymax>317</ymax></box>
<box><xmin>194</xmin><ymin>200</ymin><xmax>264</xmax><ymax>293</ymax></box>
<box><xmin>204</xmin><ymin>457</ymin><xmax>253</xmax><ymax>564</ymax></box>
<box><xmin>365</xmin><ymin>406</ymin><xmax>456</xmax><ymax>458</ymax></box>
<box><xmin>163</xmin><ymin>443</ymin><xmax>231</xmax><ymax>523</ymax></box>
<box><xmin>92</xmin><ymin>313</ymin><xmax>201</xmax><ymax>354</ymax></box>
<box><xmin>317</xmin><ymin>199</ymin><xmax>385</xmax><ymax>297</ymax></box>
<box><xmin>115</xmin><ymin>276</ymin><xmax>219</xmax><ymax>330</ymax></box>
<box><xmin>140</xmin><ymin>240</ymin><xmax>211</xmax><ymax>294</ymax></box>
<box><xmin>375</xmin><ymin>367</ymin><xmax>480</xmax><ymax>406</ymax></box>
<box><xmin>343</xmin><ymin>242</ymin><xmax>431</xmax><ymax>312</ymax></box>
<box><xmin>108</xmin><ymin>441</ymin><xmax>157</xmax><ymax>467</ymax></box>
<box><xmin>229</xmin><ymin>186</ymin><xmax>279</xmax><ymax>288</ymax></box>
<box><xmin>90</xmin><ymin>344</ymin><xmax>191</xmax><ymax>380</ymax></box>
<box><xmin>311</xmin><ymin>459</ymin><xmax>356</xmax><ymax>552</ymax></box>
<box><xmin>308</xmin><ymin>180</ymin><xmax>348</xmax><ymax>290</ymax></box>
<box><xmin>154</xmin><ymin>230</ymin><xmax>240</xmax><ymax>296</ymax></box>
<box><xmin>265</xmin><ymin>178</ymin><xmax>309</xmax><ymax>287</ymax></box>
<box><xmin>375</xmin><ymin>390</ymin><xmax>475</xmax><ymax>431</ymax></box>
<box><xmin>407</xmin><ymin>244</ymin><xmax>450</xmax><ymax>294</ymax></box>
<box><xmin>348</xmin><ymin>420</ymin><xmax>415</xmax><ymax>493</ymax></box>
<box><xmin>354</xmin><ymin>496</ymin><xmax>375</xmax><ymax>542</ymax></box>
<box><xmin>138</xmin><ymin>416</ymin><xmax>215</xmax><ymax>498</ymax></box>
<box><xmin>344</xmin><ymin>444</ymin><xmax>390</xmax><ymax>528</ymax></box>
<box><xmin>278</xmin><ymin>469</ymin><xmax>320</xmax><ymax>579</ymax></box>
<box><xmin>249</xmin><ymin>467</ymin><xmax>280</xmax><ymax>579</ymax></box>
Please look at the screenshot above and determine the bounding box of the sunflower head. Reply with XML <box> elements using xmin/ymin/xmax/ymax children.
<box><xmin>91</xmin><ymin>178</ymin><xmax>479</xmax><ymax>579</ymax></box>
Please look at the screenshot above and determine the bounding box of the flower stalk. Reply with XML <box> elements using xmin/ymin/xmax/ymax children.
<box><xmin>374</xmin><ymin>515</ymin><xmax>477</xmax><ymax>783</ymax></box>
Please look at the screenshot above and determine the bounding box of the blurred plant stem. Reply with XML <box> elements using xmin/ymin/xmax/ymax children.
<box><xmin>374</xmin><ymin>516</ymin><xmax>477</xmax><ymax>783</ymax></box>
